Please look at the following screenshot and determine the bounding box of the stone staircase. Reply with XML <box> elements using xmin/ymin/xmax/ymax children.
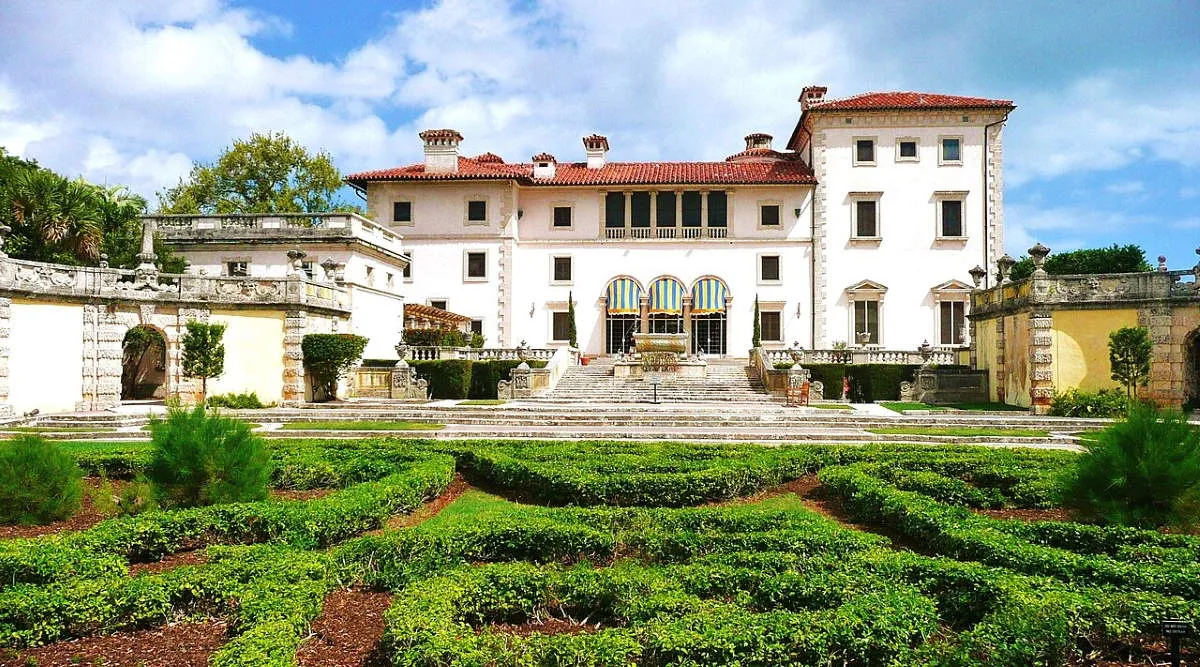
<box><xmin>538</xmin><ymin>357</ymin><xmax>780</xmax><ymax>404</ymax></box>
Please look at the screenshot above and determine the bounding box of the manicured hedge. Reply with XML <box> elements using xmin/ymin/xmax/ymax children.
<box><xmin>805</xmin><ymin>363</ymin><xmax>920</xmax><ymax>401</ymax></box>
<box><xmin>411</xmin><ymin>359</ymin><xmax>548</xmax><ymax>399</ymax></box>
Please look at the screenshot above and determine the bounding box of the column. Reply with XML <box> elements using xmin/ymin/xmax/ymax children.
<box><xmin>649</xmin><ymin>191</ymin><xmax>658</xmax><ymax>230</ymax></box>
<box><xmin>682</xmin><ymin>297</ymin><xmax>693</xmax><ymax>354</ymax></box>
<box><xmin>1028</xmin><ymin>311</ymin><xmax>1054</xmax><ymax>415</ymax></box>
<box><xmin>700</xmin><ymin>191</ymin><xmax>709</xmax><ymax>232</ymax></box>
<box><xmin>994</xmin><ymin>318</ymin><xmax>1007</xmax><ymax>404</ymax></box>
<box><xmin>623</xmin><ymin>191</ymin><xmax>632</xmax><ymax>232</ymax></box>
<box><xmin>675</xmin><ymin>191</ymin><xmax>683</xmax><ymax>232</ymax></box>
<box><xmin>639</xmin><ymin>295</ymin><xmax>650</xmax><ymax>336</ymax></box>
<box><xmin>283</xmin><ymin>309</ymin><xmax>308</xmax><ymax>405</ymax></box>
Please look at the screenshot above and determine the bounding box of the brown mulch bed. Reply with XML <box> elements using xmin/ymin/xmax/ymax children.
<box><xmin>0</xmin><ymin>478</ymin><xmax>127</xmax><ymax>540</ymax></box>
<box><xmin>295</xmin><ymin>589</ymin><xmax>393</xmax><ymax>667</ymax></box>
<box><xmin>128</xmin><ymin>548</ymin><xmax>209</xmax><ymax>576</ymax></box>
<box><xmin>976</xmin><ymin>506</ymin><xmax>1075</xmax><ymax>522</ymax></box>
<box><xmin>1067</xmin><ymin>638</ymin><xmax>1199</xmax><ymax>666</ymax></box>
<box><xmin>484</xmin><ymin>617</ymin><xmax>604</xmax><ymax>637</ymax></box>
<box><xmin>270</xmin><ymin>487</ymin><xmax>336</xmax><ymax>501</ymax></box>
<box><xmin>0</xmin><ymin>621</ymin><xmax>227</xmax><ymax>667</ymax></box>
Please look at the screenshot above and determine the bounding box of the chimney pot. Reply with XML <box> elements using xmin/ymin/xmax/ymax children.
<box><xmin>532</xmin><ymin>153</ymin><xmax>557</xmax><ymax>178</ymax></box>
<box><xmin>744</xmin><ymin>132</ymin><xmax>773</xmax><ymax>151</ymax></box>
<box><xmin>799</xmin><ymin>85</ymin><xmax>828</xmax><ymax>111</ymax></box>
<box><xmin>582</xmin><ymin>134</ymin><xmax>609</xmax><ymax>168</ymax></box>
<box><xmin>418</xmin><ymin>129</ymin><xmax>463</xmax><ymax>173</ymax></box>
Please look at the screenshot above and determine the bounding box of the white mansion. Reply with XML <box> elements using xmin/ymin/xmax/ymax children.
<box><xmin>346</xmin><ymin>86</ymin><xmax>1014</xmax><ymax>357</ymax></box>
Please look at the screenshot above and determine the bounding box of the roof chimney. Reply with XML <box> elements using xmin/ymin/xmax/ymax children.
<box><xmin>582</xmin><ymin>134</ymin><xmax>609</xmax><ymax>169</ymax></box>
<box><xmin>532</xmin><ymin>152</ymin><xmax>556</xmax><ymax>179</ymax></box>
<box><xmin>744</xmin><ymin>132</ymin><xmax>773</xmax><ymax>150</ymax></box>
<box><xmin>418</xmin><ymin>129</ymin><xmax>463</xmax><ymax>173</ymax></box>
<box><xmin>799</xmin><ymin>86</ymin><xmax>828</xmax><ymax>111</ymax></box>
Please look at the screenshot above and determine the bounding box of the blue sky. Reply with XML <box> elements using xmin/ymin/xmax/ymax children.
<box><xmin>1</xmin><ymin>0</ymin><xmax>1197</xmax><ymax>265</ymax></box>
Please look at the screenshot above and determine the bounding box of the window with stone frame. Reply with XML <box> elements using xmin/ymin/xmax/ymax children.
<box><xmin>939</xmin><ymin>300</ymin><xmax>966</xmax><ymax>346</ymax></box>
<box><xmin>760</xmin><ymin>311</ymin><xmax>783</xmax><ymax>342</ymax></box>
<box><xmin>854</xmin><ymin>300</ymin><xmax>880</xmax><ymax>344</ymax></box>
<box><xmin>760</xmin><ymin>255</ymin><xmax>781</xmax><ymax>282</ymax></box>
<box><xmin>430</xmin><ymin>299</ymin><xmax>448</xmax><ymax>311</ymax></box>
<box><xmin>393</xmin><ymin>201</ymin><xmax>412</xmax><ymax>224</ymax></box>
<box><xmin>940</xmin><ymin>199</ymin><xmax>965</xmax><ymax>238</ymax></box>
<box><xmin>551</xmin><ymin>311</ymin><xmax>571</xmax><ymax>342</ymax></box>
<box><xmin>854</xmin><ymin>199</ymin><xmax>879</xmax><ymax>238</ymax></box>
<box><xmin>402</xmin><ymin>252</ymin><xmax>412</xmax><ymax>279</ymax></box>
<box><xmin>854</xmin><ymin>138</ymin><xmax>876</xmax><ymax>165</ymax></box>
<box><xmin>552</xmin><ymin>205</ymin><xmax>573</xmax><ymax>228</ymax></box>
<box><xmin>760</xmin><ymin>203</ymin><xmax>781</xmax><ymax>227</ymax></box>
<box><xmin>940</xmin><ymin>136</ymin><xmax>962</xmax><ymax>164</ymax></box>
<box><xmin>552</xmin><ymin>256</ymin><xmax>572</xmax><ymax>283</ymax></box>
<box><xmin>470</xmin><ymin>319</ymin><xmax>483</xmax><ymax>336</ymax></box>
<box><xmin>466</xmin><ymin>251</ymin><xmax>487</xmax><ymax>279</ymax></box>
<box><xmin>226</xmin><ymin>261</ymin><xmax>248</xmax><ymax>277</ymax></box>
<box><xmin>467</xmin><ymin>199</ymin><xmax>487</xmax><ymax>223</ymax></box>
<box><xmin>897</xmin><ymin>138</ymin><xmax>919</xmax><ymax>162</ymax></box>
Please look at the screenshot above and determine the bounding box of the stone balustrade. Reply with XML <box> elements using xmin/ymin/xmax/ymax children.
<box><xmin>148</xmin><ymin>212</ymin><xmax>405</xmax><ymax>257</ymax></box>
<box><xmin>404</xmin><ymin>346</ymin><xmax>556</xmax><ymax>362</ymax></box>
<box><xmin>0</xmin><ymin>257</ymin><xmax>350</xmax><ymax>311</ymax></box>
<box><xmin>760</xmin><ymin>347</ymin><xmax>957</xmax><ymax>366</ymax></box>
<box><xmin>971</xmin><ymin>268</ymin><xmax>1199</xmax><ymax>316</ymax></box>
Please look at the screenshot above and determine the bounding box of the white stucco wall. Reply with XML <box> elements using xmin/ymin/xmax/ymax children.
<box><xmin>9</xmin><ymin>299</ymin><xmax>84</xmax><ymax>414</ymax></box>
<box><xmin>816</xmin><ymin>113</ymin><xmax>1000</xmax><ymax>349</ymax></box>
<box><xmin>401</xmin><ymin>238</ymin><xmax>505</xmax><ymax>344</ymax></box>
<box><xmin>348</xmin><ymin>285</ymin><xmax>405</xmax><ymax>358</ymax></box>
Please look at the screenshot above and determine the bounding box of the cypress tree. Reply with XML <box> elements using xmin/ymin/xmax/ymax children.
<box><xmin>752</xmin><ymin>295</ymin><xmax>762</xmax><ymax>348</ymax></box>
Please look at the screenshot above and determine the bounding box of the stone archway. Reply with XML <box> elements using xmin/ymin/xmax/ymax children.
<box><xmin>1186</xmin><ymin>328</ymin><xmax>1200</xmax><ymax>412</ymax></box>
<box><xmin>121</xmin><ymin>325</ymin><xmax>167</xmax><ymax>400</ymax></box>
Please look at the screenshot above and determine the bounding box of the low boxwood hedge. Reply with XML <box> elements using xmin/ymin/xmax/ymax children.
<box><xmin>411</xmin><ymin>359</ymin><xmax>547</xmax><ymax>399</ymax></box>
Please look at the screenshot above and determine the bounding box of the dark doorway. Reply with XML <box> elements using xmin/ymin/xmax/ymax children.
<box><xmin>121</xmin><ymin>326</ymin><xmax>166</xmax><ymax>400</ymax></box>
<box><xmin>606</xmin><ymin>314</ymin><xmax>639</xmax><ymax>355</ymax></box>
<box><xmin>1186</xmin><ymin>330</ymin><xmax>1200</xmax><ymax>411</ymax></box>
<box><xmin>692</xmin><ymin>313</ymin><xmax>727</xmax><ymax>355</ymax></box>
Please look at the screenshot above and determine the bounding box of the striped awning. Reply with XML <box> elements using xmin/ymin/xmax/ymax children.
<box><xmin>692</xmin><ymin>278</ymin><xmax>728</xmax><ymax>314</ymax></box>
<box><xmin>606</xmin><ymin>278</ymin><xmax>641</xmax><ymax>314</ymax></box>
<box><xmin>648</xmin><ymin>278</ymin><xmax>684</xmax><ymax>314</ymax></box>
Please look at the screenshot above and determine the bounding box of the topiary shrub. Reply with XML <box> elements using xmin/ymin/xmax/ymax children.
<box><xmin>207</xmin><ymin>391</ymin><xmax>270</xmax><ymax>409</ymax></box>
<box><xmin>804</xmin><ymin>364</ymin><xmax>919</xmax><ymax>401</ymax></box>
<box><xmin>147</xmin><ymin>405</ymin><xmax>272</xmax><ymax>507</ymax></box>
<box><xmin>0</xmin><ymin>436</ymin><xmax>84</xmax><ymax>525</ymax></box>
<box><xmin>302</xmin><ymin>333</ymin><xmax>369</xmax><ymax>402</ymax></box>
<box><xmin>411</xmin><ymin>359</ymin><xmax>474</xmax><ymax>399</ymax></box>
<box><xmin>1048</xmin><ymin>388</ymin><xmax>1128</xmax><ymax>417</ymax></box>
<box><xmin>1062</xmin><ymin>403</ymin><xmax>1200</xmax><ymax>529</ymax></box>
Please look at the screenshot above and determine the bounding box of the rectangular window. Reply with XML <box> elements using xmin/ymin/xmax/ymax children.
<box><xmin>854</xmin><ymin>300</ymin><xmax>880</xmax><ymax>344</ymax></box>
<box><xmin>707</xmin><ymin>191</ymin><xmax>727</xmax><ymax>227</ymax></box>
<box><xmin>760</xmin><ymin>255</ymin><xmax>781</xmax><ymax>282</ymax></box>
<box><xmin>760</xmin><ymin>311</ymin><xmax>783</xmax><ymax>342</ymax></box>
<box><xmin>402</xmin><ymin>252</ymin><xmax>412</xmax><ymax>279</ymax></box>
<box><xmin>393</xmin><ymin>201</ymin><xmax>412</xmax><ymax>223</ymax></box>
<box><xmin>551</xmin><ymin>311</ymin><xmax>571</xmax><ymax>342</ymax></box>
<box><xmin>604</xmin><ymin>192</ymin><xmax>625</xmax><ymax>228</ymax></box>
<box><xmin>365</xmin><ymin>266</ymin><xmax>375</xmax><ymax>287</ymax></box>
<box><xmin>940</xmin><ymin>200</ymin><xmax>964</xmax><ymax>237</ymax></box>
<box><xmin>301</xmin><ymin>261</ymin><xmax>315</xmax><ymax>280</ymax></box>
<box><xmin>760</xmin><ymin>204</ymin><xmax>780</xmax><ymax>227</ymax></box>
<box><xmin>940</xmin><ymin>301</ymin><xmax>965</xmax><ymax>345</ymax></box>
<box><xmin>854</xmin><ymin>138</ymin><xmax>875</xmax><ymax>164</ymax></box>
<box><xmin>226</xmin><ymin>261</ymin><xmax>248</xmax><ymax>277</ymax></box>
<box><xmin>430</xmin><ymin>299</ymin><xmax>447</xmax><ymax>311</ymax></box>
<box><xmin>386</xmin><ymin>273</ymin><xmax>394</xmax><ymax>290</ymax></box>
<box><xmin>466</xmin><ymin>251</ymin><xmax>487</xmax><ymax>279</ymax></box>
<box><xmin>941</xmin><ymin>137</ymin><xmax>962</xmax><ymax>163</ymax></box>
<box><xmin>898</xmin><ymin>140</ymin><xmax>918</xmax><ymax>160</ymax></box>
<box><xmin>470</xmin><ymin>319</ymin><xmax>483</xmax><ymax>336</ymax></box>
<box><xmin>630</xmin><ymin>191</ymin><xmax>651</xmax><ymax>228</ymax></box>
<box><xmin>467</xmin><ymin>199</ymin><xmax>487</xmax><ymax>222</ymax></box>
<box><xmin>553</xmin><ymin>256</ymin><xmax>572</xmax><ymax>282</ymax></box>
<box><xmin>552</xmin><ymin>206</ymin><xmax>572</xmax><ymax>228</ymax></box>
<box><xmin>656</xmin><ymin>191</ymin><xmax>676</xmax><ymax>227</ymax></box>
<box><xmin>854</xmin><ymin>200</ymin><xmax>878</xmax><ymax>238</ymax></box>
<box><xmin>681</xmin><ymin>191</ymin><xmax>702</xmax><ymax>227</ymax></box>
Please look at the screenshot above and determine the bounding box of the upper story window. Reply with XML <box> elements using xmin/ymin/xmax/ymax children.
<box><xmin>402</xmin><ymin>252</ymin><xmax>412</xmax><ymax>279</ymax></box>
<box><xmin>552</xmin><ymin>256</ymin><xmax>572</xmax><ymax>283</ymax></box>
<box><xmin>940</xmin><ymin>137</ymin><xmax>962</xmax><ymax>165</ymax></box>
<box><xmin>631</xmin><ymin>192</ymin><xmax>652</xmax><ymax>229</ymax></box>
<box><xmin>470</xmin><ymin>319</ymin><xmax>483</xmax><ymax>336</ymax></box>
<box><xmin>365</xmin><ymin>266</ymin><xmax>375</xmax><ymax>287</ymax></box>
<box><xmin>465</xmin><ymin>251</ymin><xmax>487</xmax><ymax>280</ymax></box>
<box><xmin>552</xmin><ymin>205</ymin><xmax>573</xmax><ymax>228</ymax></box>
<box><xmin>759</xmin><ymin>254</ymin><xmax>781</xmax><ymax>283</ymax></box>
<box><xmin>551</xmin><ymin>311</ymin><xmax>571</xmax><ymax>342</ymax></box>
<box><xmin>466</xmin><ymin>199</ymin><xmax>487</xmax><ymax>224</ymax></box>
<box><xmin>681</xmin><ymin>191</ymin><xmax>702</xmax><ymax>228</ymax></box>
<box><xmin>853</xmin><ymin>198</ymin><xmax>880</xmax><ymax>239</ymax></box>
<box><xmin>896</xmin><ymin>138</ymin><xmax>919</xmax><ymax>162</ymax></box>
<box><xmin>853</xmin><ymin>138</ymin><xmax>876</xmax><ymax>165</ymax></box>
<box><xmin>226</xmin><ymin>261</ymin><xmax>248</xmax><ymax>277</ymax></box>
<box><xmin>604</xmin><ymin>192</ymin><xmax>625</xmax><ymax>229</ymax></box>
<box><xmin>429</xmin><ymin>299</ymin><xmax>447</xmax><ymax>310</ymax></box>
<box><xmin>759</xmin><ymin>203</ymin><xmax>781</xmax><ymax>228</ymax></box>
<box><xmin>656</xmin><ymin>192</ymin><xmax>676</xmax><ymax>228</ymax></box>
<box><xmin>392</xmin><ymin>200</ymin><xmax>412</xmax><ymax>224</ymax></box>
<box><xmin>759</xmin><ymin>310</ymin><xmax>783</xmax><ymax>342</ymax></box>
<box><xmin>940</xmin><ymin>300</ymin><xmax>966</xmax><ymax>346</ymax></box>
<box><xmin>940</xmin><ymin>199</ymin><xmax>964</xmax><ymax>238</ymax></box>
<box><xmin>707</xmin><ymin>191</ymin><xmax>728</xmax><ymax>228</ymax></box>
<box><xmin>301</xmin><ymin>261</ymin><xmax>316</xmax><ymax>279</ymax></box>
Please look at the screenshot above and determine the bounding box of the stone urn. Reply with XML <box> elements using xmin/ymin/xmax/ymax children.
<box><xmin>856</xmin><ymin>331</ymin><xmax>871</xmax><ymax>347</ymax></box>
<box><xmin>788</xmin><ymin>341</ymin><xmax>804</xmax><ymax>364</ymax></box>
<box><xmin>516</xmin><ymin>339</ymin><xmax>531</xmax><ymax>362</ymax></box>
<box><xmin>918</xmin><ymin>339</ymin><xmax>934</xmax><ymax>365</ymax></box>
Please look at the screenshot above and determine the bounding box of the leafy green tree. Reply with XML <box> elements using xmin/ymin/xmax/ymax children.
<box><xmin>157</xmin><ymin>131</ymin><xmax>352</xmax><ymax>214</ymax></box>
<box><xmin>1108</xmin><ymin>326</ymin><xmax>1152</xmax><ymax>399</ymax></box>
<box><xmin>752</xmin><ymin>295</ymin><xmax>762</xmax><ymax>348</ymax></box>
<box><xmin>1063</xmin><ymin>403</ymin><xmax>1200</xmax><ymax>529</ymax></box>
<box><xmin>567</xmin><ymin>291</ymin><xmax>578</xmax><ymax>348</ymax></box>
<box><xmin>181</xmin><ymin>321</ymin><xmax>227</xmax><ymax>401</ymax></box>
<box><xmin>302</xmin><ymin>333</ymin><xmax>368</xmax><ymax>401</ymax></box>
<box><xmin>1009</xmin><ymin>244</ymin><xmax>1151</xmax><ymax>281</ymax></box>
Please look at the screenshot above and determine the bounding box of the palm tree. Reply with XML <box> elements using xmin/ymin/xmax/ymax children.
<box><xmin>6</xmin><ymin>168</ymin><xmax>104</xmax><ymax>263</ymax></box>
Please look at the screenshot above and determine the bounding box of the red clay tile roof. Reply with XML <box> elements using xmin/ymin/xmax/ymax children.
<box><xmin>347</xmin><ymin>156</ymin><xmax>815</xmax><ymax>187</ymax></box>
<box><xmin>809</xmin><ymin>91</ymin><xmax>1014</xmax><ymax>111</ymax></box>
<box><xmin>474</xmin><ymin>152</ymin><xmax>505</xmax><ymax>163</ymax></box>
<box><xmin>531</xmin><ymin>152</ymin><xmax>556</xmax><ymax>162</ymax></box>
<box><xmin>724</xmin><ymin>147</ymin><xmax>788</xmax><ymax>162</ymax></box>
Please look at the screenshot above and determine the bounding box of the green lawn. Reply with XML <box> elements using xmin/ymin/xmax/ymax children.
<box><xmin>880</xmin><ymin>401</ymin><xmax>1029</xmax><ymax>413</ymax></box>
<box><xmin>805</xmin><ymin>403</ymin><xmax>853</xmax><ymax>410</ymax></box>
<box><xmin>866</xmin><ymin>426</ymin><xmax>1051</xmax><ymax>438</ymax></box>
<box><xmin>457</xmin><ymin>399</ymin><xmax>507</xmax><ymax>406</ymax></box>
<box><xmin>278</xmin><ymin>420</ymin><xmax>445</xmax><ymax>431</ymax></box>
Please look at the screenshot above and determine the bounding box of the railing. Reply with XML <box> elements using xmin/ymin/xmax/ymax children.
<box><xmin>680</xmin><ymin>227</ymin><xmax>702</xmax><ymax>239</ymax></box>
<box><xmin>656</xmin><ymin>227</ymin><xmax>676</xmax><ymax>239</ymax></box>
<box><xmin>403</xmin><ymin>346</ymin><xmax>556</xmax><ymax>362</ymax></box>
<box><xmin>602</xmin><ymin>225</ymin><xmax>733</xmax><ymax>240</ymax></box>
<box><xmin>761</xmin><ymin>347</ymin><xmax>957</xmax><ymax>366</ymax></box>
<box><xmin>629</xmin><ymin>227</ymin><xmax>652</xmax><ymax>239</ymax></box>
<box><xmin>707</xmin><ymin>227</ymin><xmax>728</xmax><ymax>239</ymax></box>
<box><xmin>605</xmin><ymin>227</ymin><xmax>625</xmax><ymax>239</ymax></box>
<box><xmin>0</xmin><ymin>257</ymin><xmax>351</xmax><ymax>311</ymax></box>
<box><xmin>149</xmin><ymin>213</ymin><xmax>405</xmax><ymax>256</ymax></box>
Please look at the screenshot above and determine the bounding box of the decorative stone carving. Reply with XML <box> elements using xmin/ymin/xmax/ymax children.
<box><xmin>810</xmin><ymin>380</ymin><xmax>824</xmax><ymax>399</ymax></box>
<box><xmin>996</xmin><ymin>254</ymin><xmax>1016</xmax><ymax>284</ymax></box>
<box><xmin>899</xmin><ymin>380</ymin><xmax>916</xmax><ymax>402</ymax></box>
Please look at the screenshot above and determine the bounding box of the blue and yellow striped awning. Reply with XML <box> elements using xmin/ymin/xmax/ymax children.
<box><xmin>606</xmin><ymin>278</ymin><xmax>641</xmax><ymax>314</ymax></box>
<box><xmin>692</xmin><ymin>278</ymin><xmax>728</xmax><ymax>314</ymax></box>
<box><xmin>648</xmin><ymin>278</ymin><xmax>684</xmax><ymax>314</ymax></box>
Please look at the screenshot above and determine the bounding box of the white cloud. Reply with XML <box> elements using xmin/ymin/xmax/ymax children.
<box><xmin>1104</xmin><ymin>180</ymin><xmax>1144</xmax><ymax>195</ymax></box>
<box><xmin>1181</xmin><ymin>187</ymin><xmax>1199</xmax><ymax>200</ymax></box>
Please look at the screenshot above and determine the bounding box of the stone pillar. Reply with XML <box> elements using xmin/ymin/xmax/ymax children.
<box><xmin>674</xmin><ymin>191</ymin><xmax>683</xmax><ymax>231</ymax></box>
<box><xmin>0</xmin><ymin>296</ymin><xmax>11</xmax><ymax>417</ymax></box>
<box><xmin>1028</xmin><ymin>311</ymin><xmax>1054</xmax><ymax>415</ymax></box>
<box><xmin>639</xmin><ymin>295</ymin><xmax>650</xmax><ymax>336</ymax></box>
<box><xmin>649</xmin><ymin>191</ymin><xmax>658</xmax><ymax>230</ymax></box>
<box><xmin>682</xmin><ymin>297</ymin><xmax>693</xmax><ymax>355</ymax></box>
<box><xmin>700</xmin><ymin>191</ymin><xmax>709</xmax><ymax>231</ymax></box>
<box><xmin>994</xmin><ymin>318</ymin><xmax>1006</xmax><ymax>404</ymax></box>
<box><xmin>623</xmin><ymin>191</ymin><xmax>632</xmax><ymax>231</ymax></box>
<box><xmin>134</xmin><ymin>218</ymin><xmax>159</xmax><ymax>288</ymax></box>
<box><xmin>509</xmin><ymin>362</ymin><xmax>533</xmax><ymax>398</ymax></box>
<box><xmin>283</xmin><ymin>310</ymin><xmax>308</xmax><ymax>405</ymax></box>
<box><xmin>1143</xmin><ymin>304</ymin><xmax>1179</xmax><ymax>407</ymax></box>
<box><xmin>93</xmin><ymin>307</ymin><xmax>125</xmax><ymax>410</ymax></box>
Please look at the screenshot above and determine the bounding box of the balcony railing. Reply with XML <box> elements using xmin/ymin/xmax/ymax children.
<box><xmin>656</xmin><ymin>227</ymin><xmax>676</xmax><ymax>239</ymax></box>
<box><xmin>603</xmin><ymin>225</ymin><xmax>735</xmax><ymax>241</ymax></box>
<box><xmin>760</xmin><ymin>347</ymin><xmax>959</xmax><ymax>366</ymax></box>
<box><xmin>149</xmin><ymin>213</ymin><xmax>405</xmax><ymax>256</ymax></box>
<box><xmin>707</xmin><ymin>227</ymin><xmax>727</xmax><ymax>239</ymax></box>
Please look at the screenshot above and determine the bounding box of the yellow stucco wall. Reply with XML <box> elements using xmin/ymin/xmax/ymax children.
<box><xmin>1001</xmin><ymin>315</ymin><xmax>1032</xmax><ymax>407</ymax></box>
<box><xmin>1052</xmin><ymin>309</ymin><xmax>1138</xmax><ymax>392</ymax></box>
<box><xmin>9</xmin><ymin>299</ymin><xmax>83</xmax><ymax>414</ymax></box>
<box><xmin>206</xmin><ymin>310</ymin><xmax>285</xmax><ymax>402</ymax></box>
<box><xmin>973</xmin><ymin>321</ymin><xmax>999</xmax><ymax>402</ymax></box>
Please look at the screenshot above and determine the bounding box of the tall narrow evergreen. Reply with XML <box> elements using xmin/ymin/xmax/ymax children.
<box><xmin>567</xmin><ymin>291</ymin><xmax>578</xmax><ymax>349</ymax></box>
<box><xmin>752</xmin><ymin>295</ymin><xmax>762</xmax><ymax>348</ymax></box>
